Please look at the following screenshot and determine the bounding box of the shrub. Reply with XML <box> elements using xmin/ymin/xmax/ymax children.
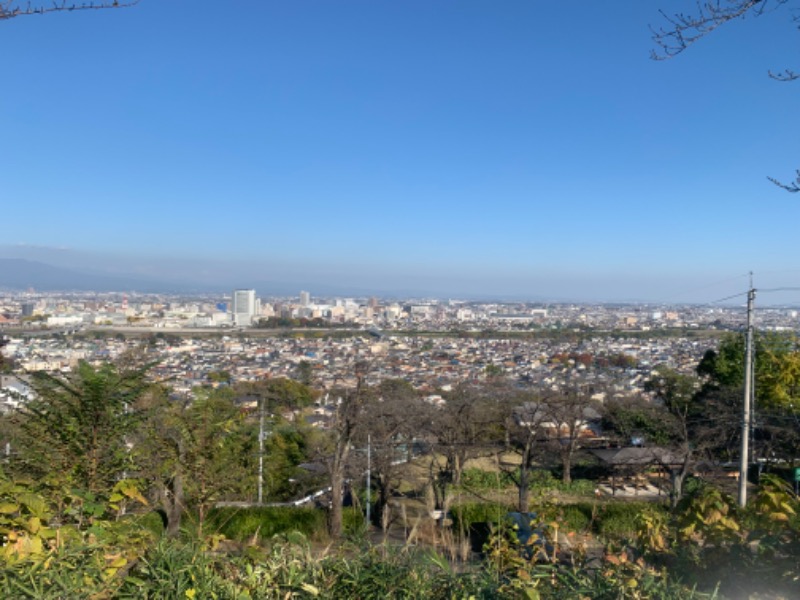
<box><xmin>598</xmin><ymin>502</ymin><xmax>667</xmax><ymax>541</ymax></box>
<box><xmin>558</xmin><ymin>503</ymin><xmax>591</xmax><ymax>533</ymax></box>
<box><xmin>460</xmin><ymin>468</ymin><xmax>515</xmax><ymax>491</ymax></box>
<box><xmin>205</xmin><ymin>506</ymin><xmax>326</xmax><ymax>542</ymax></box>
<box><xmin>132</xmin><ymin>510</ymin><xmax>166</xmax><ymax>538</ymax></box>
<box><xmin>450</xmin><ymin>502</ymin><xmax>511</xmax><ymax>531</ymax></box>
<box><xmin>342</xmin><ymin>506</ymin><xmax>367</xmax><ymax>537</ymax></box>
<box><xmin>528</xmin><ymin>470</ymin><xmax>596</xmax><ymax>497</ymax></box>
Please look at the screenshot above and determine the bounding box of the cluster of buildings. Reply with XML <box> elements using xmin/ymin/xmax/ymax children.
<box><xmin>2</xmin><ymin>324</ymin><xmax>714</xmax><ymax>407</ymax></box>
<box><xmin>3</xmin><ymin>288</ymin><xmax>800</xmax><ymax>333</ymax></box>
<box><xmin>3</xmin><ymin>288</ymin><xmax>800</xmax><ymax>414</ymax></box>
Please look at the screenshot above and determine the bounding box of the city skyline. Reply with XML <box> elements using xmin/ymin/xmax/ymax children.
<box><xmin>2</xmin><ymin>2</ymin><xmax>799</xmax><ymax>304</ymax></box>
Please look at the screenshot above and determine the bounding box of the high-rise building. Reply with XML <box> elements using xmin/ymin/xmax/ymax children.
<box><xmin>300</xmin><ymin>290</ymin><xmax>311</xmax><ymax>307</ymax></box>
<box><xmin>232</xmin><ymin>289</ymin><xmax>257</xmax><ymax>327</ymax></box>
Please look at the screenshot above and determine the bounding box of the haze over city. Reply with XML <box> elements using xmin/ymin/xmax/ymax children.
<box><xmin>2</xmin><ymin>1</ymin><xmax>799</xmax><ymax>303</ymax></box>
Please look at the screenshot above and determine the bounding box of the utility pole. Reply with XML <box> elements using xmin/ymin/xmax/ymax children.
<box><xmin>738</xmin><ymin>285</ymin><xmax>756</xmax><ymax>508</ymax></box>
<box><xmin>365</xmin><ymin>433</ymin><xmax>371</xmax><ymax>527</ymax></box>
<box><xmin>258</xmin><ymin>398</ymin><xmax>265</xmax><ymax>505</ymax></box>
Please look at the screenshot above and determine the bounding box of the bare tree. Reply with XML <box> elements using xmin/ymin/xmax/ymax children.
<box><xmin>645</xmin><ymin>367</ymin><xmax>703</xmax><ymax>507</ymax></box>
<box><xmin>504</xmin><ymin>392</ymin><xmax>550</xmax><ymax>512</ymax></box>
<box><xmin>542</xmin><ymin>387</ymin><xmax>603</xmax><ymax>484</ymax></box>
<box><xmin>0</xmin><ymin>0</ymin><xmax>138</xmax><ymax>21</ymax></box>
<box><xmin>426</xmin><ymin>383</ymin><xmax>505</xmax><ymax>518</ymax></box>
<box><xmin>325</xmin><ymin>362</ymin><xmax>370</xmax><ymax>539</ymax></box>
<box><xmin>354</xmin><ymin>379</ymin><xmax>424</xmax><ymax>528</ymax></box>
<box><xmin>652</xmin><ymin>0</ymin><xmax>799</xmax><ymax>192</ymax></box>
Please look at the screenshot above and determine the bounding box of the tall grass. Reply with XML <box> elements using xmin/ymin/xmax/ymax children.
<box><xmin>205</xmin><ymin>506</ymin><xmax>326</xmax><ymax>542</ymax></box>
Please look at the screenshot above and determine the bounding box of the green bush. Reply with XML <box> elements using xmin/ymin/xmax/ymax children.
<box><xmin>526</xmin><ymin>470</ymin><xmax>596</xmax><ymax>497</ymax></box>
<box><xmin>0</xmin><ymin>535</ymin><xmax>718</xmax><ymax>599</ymax></box>
<box><xmin>342</xmin><ymin>506</ymin><xmax>367</xmax><ymax>537</ymax></box>
<box><xmin>461</xmin><ymin>468</ymin><xmax>515</xmax><ymax>490</ymax></box>
<box><xmin>131</xmin><ymin>510</ymin><xmax>166</xmax><ymax>538</ymax></box>
<box><xmin>451</xmin><ymin>502</ymin><xmax>511</xmax><ymax>531</ymax></box>
<box><xmin>558</xmin><ymin>503</ymin><xmax>591</xmax><ymax>533</ymax></box>
<box><xmin>205</xmin><ymin>506</ymin><xmax>326</xmax><ymax>541</ymax></box>
<box><xmin>597</xmin><ymin>502</ymin><xmax>667</xmax><ymax>541</ymax></box>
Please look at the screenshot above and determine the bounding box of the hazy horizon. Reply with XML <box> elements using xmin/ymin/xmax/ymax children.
<box><xmin>2</xmin><ymin>2</ymin><xmax>800</xmax><ymax>305</ymax></box>
<box><xmin>3</xmin><ymin>244</ymin><xmax>799</xmax><ymax>307</ymax></box>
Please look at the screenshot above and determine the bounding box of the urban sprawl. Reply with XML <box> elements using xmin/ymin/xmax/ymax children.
<box><xmin>2</xmin><ymin>288</ymin><xmax>799</xmax><ymax>412</ymax></box>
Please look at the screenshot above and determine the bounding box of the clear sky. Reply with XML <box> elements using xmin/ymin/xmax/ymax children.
<box><xmin>2</xmin><ymin>1</ymin><xmax>799</xmax><ymax>303</ymax></box>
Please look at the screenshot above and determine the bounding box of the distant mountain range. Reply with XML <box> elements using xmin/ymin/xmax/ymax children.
<box><xmin>0</xmin><ymin>258</ymin><xmax>415</xmax><ymax>298</ymax></box>
<box><xmin>0</xmin><ymin>258</ymin><xmax>191</xmax><ymax>293</ymax></box>
<box><xmin>0</xmin><ymin>257</ymin><xmax>570</xmax><ymax>301</ymax></box>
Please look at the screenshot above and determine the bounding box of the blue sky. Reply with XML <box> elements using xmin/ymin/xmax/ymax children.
<box><xmin>2</xmin><ymin>1</ymin><xmax>799</xmax><ymax>302</ymax></box>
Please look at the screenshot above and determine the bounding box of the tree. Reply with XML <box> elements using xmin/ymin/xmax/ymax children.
<box><xmin>354</xmin><ymin>378</ymin><xmax>424</xmax><ymax>528</ymax></box>
<box><xmin>697</xmin><ymin>332</ymin><xmax>800</xmax><ymax>465</ymax></box>
<box><xmin>0</xmin><ymin>336</ymin><xmax>9</xmax><ymax>373</ymax></box>
<box><xmin>322</xmin><ymin>362</ymin><xmax>371</xmax><ymax>539</ymax></box>
<box><xmin>645</xmin><ymin>366</ymin><xmax>704</xmax><ymax>507</ymax></box>
<box><xmin>235</xmin><ymin>377</ymin><xmax>317</xmax><ymax>414</ymax></box>
<box><xmin>296</xmin><ymin>360</ymin><xmax>315</xmax><ymax>387</ymax></box>
<box><xmin>652</xmin><ymin>0</ymin><xmax>800</xmax><ymax>192</ymax></box>
<box><xmin>426</xmin><ymin>383</ymin><xmax>505</xmax><ymax>518</ymax></box>
<box><xmin>602</xmin><ymin>395</ymin><xmax>674</xmax><ymax>447</ymax></box>
<box><xmin>136</xmin><ymin>388</ymin><xmax>253</xmax><ymax>538</ymax></box>
<box><xmin>504</xmin><ymin>392</ymin><xmax>550</xmax><ymax>513</ymax></box>
<box><xmin>14</xmin><ymin>360</ymin><xmax>149</xmax><ymax>498</ymax></box>
<box><xmin>0</xmin><ymin>0</ymin><xmax>138</xmax><ymax>21</ymax></box>
<box><xmin>698</xmin><ymin>331</ymin><xmax>800</xmax><ymax>410</ymax></box>
<box><xmin>541</xmin><ymin>386</ymin><xmax>602</xmax><ymax>484</ymax></box>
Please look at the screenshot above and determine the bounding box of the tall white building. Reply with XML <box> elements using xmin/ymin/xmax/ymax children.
<box><xmin>300</xmin><ymin>290</ymin><xmax>311</xmax><ymax>307</ymax></box>
<box><xmin>232</xmin><ymin>289</ymin><xmax>258</xmax><ymax>327</ymax></box>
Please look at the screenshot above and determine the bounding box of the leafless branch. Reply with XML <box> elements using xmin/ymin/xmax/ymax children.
<box><xmin>0</xmin><ymin>0</ymin><xmax>138</xmax><ymax>21</ymax></box>
<box><xmin>653</xmin><ymin>2</ymin><xmax>800</xmax><ymax>194</ymax></box>
<box><xmin>650</xmin><ymin>1</ymin><xmax>789</xmax><ymax>60</ymax></box>
<box><xmin>768</xmin><ymin>68</ymin><xmax>800</xmax><ymax>80</ymax></box>
<box><xmin>768</xmin><ymin>169</ymin><xmax>800</xmax><ymax>192</ymax></box>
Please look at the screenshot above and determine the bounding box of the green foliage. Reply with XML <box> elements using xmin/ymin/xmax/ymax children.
<box><xmin>136</xmin><ymin>387</ymin><xmax>258</xmax><ymax>536</ymax></box>
<box><xmin>464</xmin><ymin>468</ymin><xmax>596</xmax><ymax>496</ymax></box>
<box><xmin>483</xmin><ymin>517</ymin><xmax>717</xmax><ymax>600</ymax></box>
<box><xmin>451</xmin><ymin>501</ymin><xmax>512</xmax><ymax>531</ymax></box>
<box><xmin>261</xmin><ymin>433</ymin><xmax>304</xmax><ymax>500</ymax></box>
<box><xmin>557</xmin><ymin>504</ymin><xmax>592</xmax><ymax>534</ymax></box>
<box><xmin>527</xmin><ymin>469</ymin><xmax>596</xmax><ymax>497</ymax></box>
<box><xmin>461</xmin><ymin>467</ymin><xmax>515</xmax><ymax>490</ymax></box>
<box><xmin>700</xmin><ymin>332</ymin><xmax>800</xmax><ymax>411</ymax></box>
<box><xmin>236</xmin><ymin>376</ymin><xmax>318</xmax><ymax>410</ymax></box>
<box><xmin>675</xmin><ymin>484</ymin><xmax>741</xmax><ymax>548</ymax></box>
<box><xmin>484</xmin><ymin>363</ymin><xmax>504</xmax><ymax>378</ymax></box>
<box><xmin>296</xmin><ymin>360</ymin><xmax>315</xmax><ymax>386</ymax></box>
<box><xmin>206</xmin><ymin>369</ymin><xmax>231</xmax><ymax>384</ymax></box>
<box><xmin>598</xmin><ymin>502</ymin><xmax>666</xmax><ymax>542</ymax></box>
<box><xmin>205</xmin><ymin>506</ymin><xmax>326</xmax><ymax>541</ymax></box>
<box><xmin>645</xmin><ymin>366</ymin><xmax>699</xmax><ymax>420</ymax></box>
<box><xmin>0</xmin><ymin>476</ymin><xmax>157</xmax><ymax>598</ymax></box>
<box><xmin>603</xmin><ymin>397</ymin><xmax>674</xmax><ymax>446</ymax></box>
<box><xmin>342</xmin><ymin>506</ymin><xmax>367</xmax><ymax>538</ymax></box>
<box><xmin>15</xmin><ymin>361</ymin><xmax>150</xmax><ymax>496</ymax></box>
<box><xmin>626</xmin><ymin>478</ymin><xmax>800</xmax><ymax>597</ymax></box>
<box><xmin>746</xmin><ymin>473</ymin><xmax>800</xmax><ymax>533</ymax></box>
<box><xmin>0</xmin><ymin>478</ymin><xmax>55</xmax><ymax>562</ymax></box>
<box><xmin>0</xmin><ymin>545</ymin><xmax>119</xmax><ymax>599</ymax></box>
<box><xmin>134</xmin><ymin>511</ymin><xmax>167</xmax><ymax>539</ymax></box>
<box><xmin>320</xmin><ymin>545</ymin><xmax>497</xmax><ymax>599</ymax></box>
<box><xmin>257</xmin><ymin>316</ymin><xmax>353</xmax><ymax>329</ymax></box>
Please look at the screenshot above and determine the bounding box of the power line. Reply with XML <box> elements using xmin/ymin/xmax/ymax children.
<box><xmin>705</xmin><ymin>290</ymin><xmax>750</xmax><ymax>306</ymax></box>
<box><xmin>661</xmin><ymin>273</ymin><xmax>751</xmax><ymax>305</ymax></box>
<box><xmin>758</xmin><ymin>287</ymin><xmax>800</xmax><ymax>294</ymax></box>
